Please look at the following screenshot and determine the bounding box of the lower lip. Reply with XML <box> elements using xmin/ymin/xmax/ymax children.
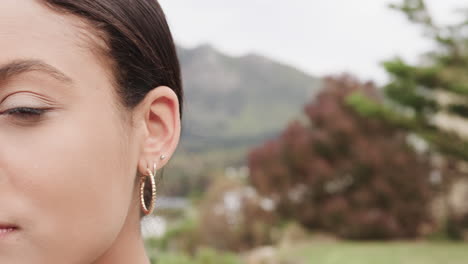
<box><xmin>0</xmin><ymin>227</ymin><xmax>18</xmax><ymax>239</ymax></box>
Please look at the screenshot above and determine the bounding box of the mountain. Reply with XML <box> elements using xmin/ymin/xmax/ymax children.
<box><xmin>176</xmin><ymin>44</ymin><xmax>322</xmax><ymax>152</ymax></box>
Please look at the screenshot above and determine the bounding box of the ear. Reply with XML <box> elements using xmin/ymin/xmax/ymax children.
<box><xmin>135</xmin><ymin>86</ymin><xmax>181</xmax><ymax>175</ymax></box>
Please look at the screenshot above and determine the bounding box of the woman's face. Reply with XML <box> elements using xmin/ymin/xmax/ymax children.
<box><xmin>0</xmin><ymin>1</ymin><xmax>179</xmax><ymax>263</ymax></box>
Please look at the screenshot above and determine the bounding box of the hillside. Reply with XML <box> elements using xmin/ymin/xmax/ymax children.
<box><xmin>177</xmin><ymin>44</ymin><xmax>322</xmax><ymax>152</ymax></box>
<box><xmin>162</xmin><ymin>45</ymin><xmax>322</xmax><ymax>195</ymax></box>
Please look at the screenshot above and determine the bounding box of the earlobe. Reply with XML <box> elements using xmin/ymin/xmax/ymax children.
<box><xmin>137</xmin><ymin>86</ymin><xmax>181</xmax><ymax>175</ymax></box>
<box><xmin>137</xmin><ymin>154</ymin><xmax>167</xmax><ymax>178</ymax></box>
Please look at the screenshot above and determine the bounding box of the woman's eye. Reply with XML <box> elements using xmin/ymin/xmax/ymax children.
<box><xmin>0</xmin><ymin>107</ymin><xmax>48</xmax><ymax>121</ymax></box>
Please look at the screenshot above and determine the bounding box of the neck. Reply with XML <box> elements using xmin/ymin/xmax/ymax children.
<box><xmin>92</xmin><ymin>196</ymin><xmax>150</xmax><ymax>264</ymax></box>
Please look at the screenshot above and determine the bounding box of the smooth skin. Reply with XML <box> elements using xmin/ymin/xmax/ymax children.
<box><xmin>0</xmin><ymin>0</ymin><xmax>181</xmax><ymax>263</ymax></box>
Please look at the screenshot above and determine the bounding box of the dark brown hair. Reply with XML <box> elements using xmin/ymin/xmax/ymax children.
<box><xmin>42</xmin><ymin>0</ymin><xmax>183</xmax><ymax>118</ymax></box>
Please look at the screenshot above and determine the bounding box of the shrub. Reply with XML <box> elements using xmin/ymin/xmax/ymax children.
<box><xmin>198</xmin><ymin>178</ymin><xmax>279</xmax><ymax>251</ymax></box>
<box><xmin>248</xmin><ymin>76</ymin><xmax>435</xmax><ymax>239</ymax></box>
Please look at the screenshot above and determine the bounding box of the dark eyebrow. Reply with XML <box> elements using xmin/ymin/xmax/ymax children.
<box><xmin>0</xmin><ymin>59</ymin><xmax>73</xmax><ymax>85</ymax></box>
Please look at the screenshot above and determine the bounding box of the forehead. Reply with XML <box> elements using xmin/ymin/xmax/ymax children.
<box><xmin>0</xmin><ymin>0</ymin><xmax>112</xmax><ymax>88</ymax></box>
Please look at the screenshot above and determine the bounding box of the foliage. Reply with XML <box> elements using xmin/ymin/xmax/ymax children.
<box><xmin>378</xmin><ymin>0</ymin><xmax>468</xmax><ymax>160</ymax></box>
<box><xmin>150</xmin><ymin>247</ymin><xmax>241</xmax><ymax>264</ymax></box>
<box><xmin>149</xmin><ymin>215</ymin><xmax>201</xmax><ymax>255</ymax></box>
<box><xmin>162</xmin><ymin>147</ymin><xmax>247</xmax><ymax>197</ymax></box>
<box><xmin>248</xmin><ymin>76</ymin><xmax>434</xmax><ymax>239</ymax></box>
<box><xmin>367</xmin><ymin>0</ymin><xmax>468</xmax><ymax>235</ymax></box>
<box><xmin>147</xmin><ymin>176</ymin><xmax>279</xmax><ymax>255</ymax></box>
<box><xmin>198</xmin><ymin>178</ymin><xmax>279</xmax><ymax>251</ymax></box>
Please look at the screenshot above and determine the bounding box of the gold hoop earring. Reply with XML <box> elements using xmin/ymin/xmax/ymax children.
<box><xmin>140</xmin><ymin>162</ymin><xmax>157</xmax><ymax>216</ymax></box>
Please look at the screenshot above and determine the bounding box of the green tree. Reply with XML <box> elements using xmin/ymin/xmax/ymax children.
<box><xmin>351</xmin><ymin>0</ymin><xmax>468</xmax><ymax>160</ymax></box>
<box><xmin>346</xmin><ymin>0</ymin><xmax>468</xmax><ymax>239</ymax></box>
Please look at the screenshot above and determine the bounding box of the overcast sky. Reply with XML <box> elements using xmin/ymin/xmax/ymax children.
<box><xmin>158</xmin><ymin>0</ymin><xmax>464</xmax><ymax>84</ymax></box>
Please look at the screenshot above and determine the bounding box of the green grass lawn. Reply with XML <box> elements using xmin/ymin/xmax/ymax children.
<box><xmin>279</xmin><ymin>241</ymin><xmax>467</xmax><ymax>264</ymax></box>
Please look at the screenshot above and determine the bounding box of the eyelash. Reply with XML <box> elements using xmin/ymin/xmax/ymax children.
<box><xmin>1</xmin><ymin>107</ymin><xmax>48</xmax><ymax>118</ymax></box>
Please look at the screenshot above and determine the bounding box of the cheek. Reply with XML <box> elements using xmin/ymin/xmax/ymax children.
<box><xmin>0</xmin><ymin>102</ymin><xmax>135</xmax><ymax>263</ymax></box>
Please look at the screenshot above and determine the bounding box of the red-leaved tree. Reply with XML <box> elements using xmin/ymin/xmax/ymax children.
<box><xmin>248</xmin><ymin>75</ymin><xmax>435</xmax><ymax>239</ymax></box>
